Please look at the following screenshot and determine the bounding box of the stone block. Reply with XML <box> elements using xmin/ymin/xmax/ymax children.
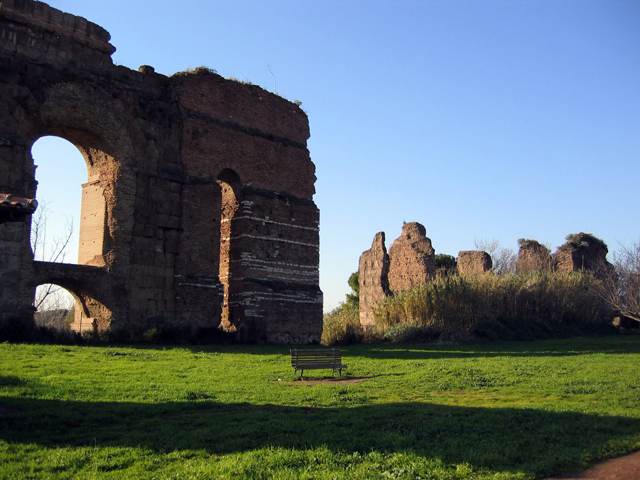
<box><xmin>458</xmin><ymin>251</ymin><xmax>492</xmax><ymax>276</ymax></box>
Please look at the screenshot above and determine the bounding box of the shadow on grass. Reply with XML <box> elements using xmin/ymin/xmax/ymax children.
<box><xmin>48</xmin><ymin>335</ymin><xmax>640</xmax><ymax>363</ymax></box>
<box><xmin>1</xmin><ymin>396</ymin><xmax>639</xmax><ymax>477</ymax></box>
<box><xmin>336</xmin><ymin>336</ymin><xmax>640</xmax><ymax>361</ymax></box>
<box><xmin>168</xmin><ymin>335</ymin><xmax>640</xmax><ymax>361</ymax></box>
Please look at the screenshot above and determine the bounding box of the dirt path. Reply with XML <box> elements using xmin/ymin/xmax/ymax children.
<box><xmin>546</xmin><ymin>450</ymin><xmax>640</xmax><ymax>480</ymax></box>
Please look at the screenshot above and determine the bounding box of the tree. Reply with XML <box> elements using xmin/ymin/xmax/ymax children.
<box><xmin>594</xmin><ymin>238</ymin><xmax>640</xmax><ymax>322</ymax></box>
<box><xmin>30</xmin><ymin>201</ymin><xmax>75</xmax><ymax>322</ymax></box>
<box><xmin>346</xmin><ymin>272</ymin><xmax>359</xmax><ymax>307</ymax></box>
<box><xmin>473</xmin><ymin>238</ymin><xmax>517</xmax><ymax>275</ymax></box>
<box><xmin>435</xmin><ymin>253</ymin><xmax>457</xmax><ymax>272</ymax></box>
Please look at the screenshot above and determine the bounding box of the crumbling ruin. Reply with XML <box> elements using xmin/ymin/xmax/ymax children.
<box><xmin>388</xmin><ymin>222</ymin><xmax>436</xmax><ymax>293</ymax></box>
<box><xmin>358</xmin><ymin>222</ymin><xmax>434</xmax><ymax>327</ymax></box>
<box><xmin>356</xmin><ymin>221</ymin><xmax>620</xmax><ymax>329</ymax></box>
<box><xmin>516</xmin><ymin>239</ymin><xmax>552</xmax><ymax>274</ymax></box>
<box><xmin>457</xmin><ymin>251</ymin><xmax>492</xmax><ymax>276</ymax></box>
<box><xmin>0</xmin><ymin>0</ymin><xmax>322</xmax><ymax>342</ymax></box>
<box><xmin>552</xmin><ymin>233</ymin><xmax>614</xmax><ymax>280</ymax></box>
<box><xmin>357</xmin><ymin>232</ymin><xmax>390</xmax><ymax>327</ymax></box>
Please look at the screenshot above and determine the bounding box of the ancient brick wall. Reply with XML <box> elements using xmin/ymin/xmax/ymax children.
<box><xmin>516</xmin><ymin>239</ymin><xmax>551</xmax><ymax>274</ymax></box>
<box><xmin>387</xmin><ymin>222</ymin><xmax>435</xmax><ymax>293</ymax></box>
<box><xmin>551</xmin><ymin>233</ymin><xmax>614</xmax><ymax>280</ymax></box>
<box><xmin>358</xmin><ymin>232</ymin><xmax>390</xmax><ymax>327</ymax></box>
<box><xmin>357</xmin><ymin>222</ymin><xmax>435</xmax><ymax>327</ymax></box>
<box><xmin>78</xmin><ymin>180</ymin><xmax>106</xmax><ymax>265</ymax></box>
<box><xmin>0</xmin><ymin>0</ymin><xmax>322</xmax><ymax>342</ymax></box>
<box><xmin>457</xmin><ymin>251</ymin><xmax>492</xmax><ymax>276</ymax></box>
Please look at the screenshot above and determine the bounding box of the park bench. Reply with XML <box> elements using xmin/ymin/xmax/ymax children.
<box><xmin>290</xmin><ymin>349</ymin><xmax>346</xmax><ymax>379</ymax></box>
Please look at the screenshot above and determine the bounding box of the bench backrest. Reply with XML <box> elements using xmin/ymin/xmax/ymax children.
<box><xmin>291</xmin><ymin>349</ymin><xmax>342</xmax><ymax>367</ymax></box>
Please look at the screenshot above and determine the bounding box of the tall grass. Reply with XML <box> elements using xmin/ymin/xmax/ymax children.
<box><xmin>321</xmin><ymin>302</ymin><xmax>361</xmax><ymax>345</ymax></box>
<box><xmin>374</xmin><ymin>271</ymin><xmax>611</xmax><ymax>342</ymax></box>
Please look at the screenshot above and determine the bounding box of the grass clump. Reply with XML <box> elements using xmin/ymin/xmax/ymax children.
<box><xmin>321</xmin><ymin>302</ymin><xmax>362</xmax><ymax>346</ymax></box>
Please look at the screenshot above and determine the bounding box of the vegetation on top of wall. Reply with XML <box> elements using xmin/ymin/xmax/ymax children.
<box><xmin>435</xmin><ymin>254</ymin><xmax>457</xmax><ymax>270</ymax></box>
<box><xmin>172</xmin><ymin>65</ymin><xmax>218</xmax><ymax>77</ymax></box>
<box><xmin>517</xmin><ymin>238</ymin><xmax>547</xmax><ymax>249</ymax></box>
<box><xmin>561</xmin><ymin>232</ymin><xmax>609</xmax><ymax>252</ymax></box>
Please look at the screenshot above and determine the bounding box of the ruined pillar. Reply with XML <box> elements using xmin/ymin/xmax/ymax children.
<box><xmin>457</xmin><ymin>251</ymin><xmax>492</xmax><ymax>276</ymax></box>
<box><xmin>516</xmin><ymin>239</ymin><xmax>551</xmax><ymax>274</ymax></box>
<box><xmin>552</xmin><ymin>233</ymin><xmax>615</xmax><ymax>279</ymax></box>
<box><xmin>387</xmin><ymin>222</ymin><xmax>435</xmax><ymax>294</ymax></box>
<box><xmin>358</xmin><ymin>232</ymin><xmax>391</xmax><ymax>327</ymax></box>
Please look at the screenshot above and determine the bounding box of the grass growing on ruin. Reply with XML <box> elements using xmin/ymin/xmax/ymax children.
<box><xmin>1</xmin><ymin>337</ymin><xmax>640</xmax><ymax>479</ymax></box>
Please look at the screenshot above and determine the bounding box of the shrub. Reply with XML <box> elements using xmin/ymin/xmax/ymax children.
<box><xmin>321</xmin><ymin>302</ymin><xmax>362</xmax><ymax>346</ymax></box>
<box><xmin>373</xmin><ymin>270</ymin><xmax>612</xmax><ymax>342</ymax></box>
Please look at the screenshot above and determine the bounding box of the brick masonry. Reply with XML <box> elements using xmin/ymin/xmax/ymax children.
<box><xmin>358</xmin><ymin>232</ymin><xmax>390</xmax><ymax>327</ymax></box>
<box><xmin>358</xmin><ymin>222</ymin><xmax>435</xmax><ymax>327</ymax></box>
<box><xmin>551</xmin><ymin>233</ymin><xmax>615</xmax><ymax>280</ymax></box>
<box><xmin>457</xmin><ymin>251</ymin><xmax>493</xmax><ymax>276</ymax></box>
<box><xmin>388</xmin><ymin>222</ymin><xmax>435</xmax><ymax>294</ymax></box>
<box><xmin>0</xmin><ymin>0</ymin><xmax>322</xmax><ymax>342</ymax></box>
<box><xmin>516</xmin><ymin>239</ymin><xmax>552</xmax><ymax>274</ymax></box>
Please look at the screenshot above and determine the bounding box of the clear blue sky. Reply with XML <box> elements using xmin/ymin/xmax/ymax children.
<box><xmin>33</xmin><ymin>0</ymin><xmax>640</xmax><ymax>312</ymax></box>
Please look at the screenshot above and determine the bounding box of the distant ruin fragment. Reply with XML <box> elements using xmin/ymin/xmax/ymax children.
<box><xmin>0</xmin><ymin>0</ymin><xmax>322</xmax><ymax>342</ymax></box>
<box><xmin>358</xmin><ymin>232</ymin><xmax>391</xmax><ymax>327</ymax></box>
<box><xmin>516</xmin><ymin>239</ymin><xmax>552</xmax><ymax>274</ymax></box>
<box><xmin>552</xmin><ymin>233</ymin><xmax>614</xmax><ymax>279</ymax></box>
<box><xmin>388</xmin><ymin>222</ymin><xmax>436</xmax><ymax>293</ymax></box>
<box><xmin>457</xmin><ymin>251</ymin><xmax>492</xmax><ymax>276</ymax></box>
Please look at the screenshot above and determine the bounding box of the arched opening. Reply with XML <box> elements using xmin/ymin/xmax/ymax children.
<box><xmin>30</xmin><ymin>136</ymin><xmax>84</xmax><ymax>264</ymax></box>
<box><xmin>30</xmin><ymin>135</ymin><xmax>110</xmax><ymax>326</ymax></box>
<box><xmin>30</xmin><ymin>136</ymin><xmax>85</xmax><ymax>318</ymax></box>
<box><xmin>31</xmin><ymin>274</ymin><xmax>111</xmax><ymax>334</ymax></box>
<box><xmin>217</xmin><ymin>169</ymin><xmax>242</xmax><ymax>329</ymax></box>
<box><xmin>33</xmin><ymin>283</ymin><xmax>75</xmax><ymax>331</ymax></box>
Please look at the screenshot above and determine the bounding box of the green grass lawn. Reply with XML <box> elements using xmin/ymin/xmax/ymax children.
<box><xmin>1</xmin><ymin>336</ymin><xmax>639</xmax><ymax>479</ymax></box>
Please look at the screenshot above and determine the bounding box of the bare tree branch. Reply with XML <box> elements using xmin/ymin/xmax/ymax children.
<box><xmin>30</xmin><ymin>201</ymin><xmax>75</xmax><ymax>315</ymax></box>
<box><xmin>473</xmin><ymin>238</ymin><xmax>517</xmax><ymax>275</ymax></box>
<box><xmin>593</xmin><ymin>238</ymin><xmax>640</xmax><ymax>322</ymax></box>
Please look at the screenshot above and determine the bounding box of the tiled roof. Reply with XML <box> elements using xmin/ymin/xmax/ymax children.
<box><xmin>0</xmin><ymin>193</ymin><xmax>38</xmax><ymax>223</ymax></box>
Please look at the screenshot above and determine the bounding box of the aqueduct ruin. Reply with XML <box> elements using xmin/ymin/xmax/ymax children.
<box><xmin>0</xmin><ymin>0</ymin><xmax>322</xmax><ymax>342</ymax></box>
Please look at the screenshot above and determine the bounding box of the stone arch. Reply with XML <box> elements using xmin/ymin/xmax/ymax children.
<box><xmin>30</xmin><ymin>131</ymin><xmax>110</xmax><ymax>266</ymax></box>
<box><xmin>1</xmin><ymin>0</ymin><xmax>322</xmax><ymax>341</ymax></box>
<box><xmin>28</xmin><ymin>82</ymin><xmax>138</xmax><ymax>268</ymax></box>
<box><xmin>217</xmin><ymin>168</ymin><xmax>243</xmax><ymax>328</ymax></box>
<box><xmin>29</xmin><ymin>261</ymin><xmax>118</xmax><ymax>332</ymax></box>
<box><xmin>21</xmin><ymin>82</ymin><xmax>138</xmax><ymax>331</ymax></box>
